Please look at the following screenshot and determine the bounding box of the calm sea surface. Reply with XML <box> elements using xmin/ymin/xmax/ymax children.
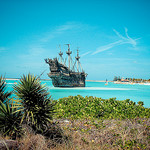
<box><xmin>6</xmin><ymin>80</ymin><xmax>150</xmax><ymax>107</ymax></box>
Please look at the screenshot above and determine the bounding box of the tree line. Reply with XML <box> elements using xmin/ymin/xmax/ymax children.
<box><xmin>113</xmin><ymin>76</ymin><xmax>150</xmax><ymax>83</ymax></box>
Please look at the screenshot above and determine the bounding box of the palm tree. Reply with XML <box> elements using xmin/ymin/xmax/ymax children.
<box><xmin>13</xmin><ymin>74</ymin><xmax>54</xmax><ymax>132</ymax></box>
<box><xmin>0</xmin><ymin>76</ymin><xmax>12</xmax><ymax>103</ymax></box>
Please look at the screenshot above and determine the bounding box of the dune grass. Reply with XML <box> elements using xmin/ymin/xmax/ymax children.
<box><xmin>0</xmin><ymin>118</ymin><xmax>149</xmax><ymax>150</ymax></box>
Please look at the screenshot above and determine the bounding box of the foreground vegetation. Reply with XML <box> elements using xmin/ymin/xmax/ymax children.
<box><xmin>0</xmin><ymin>74</ymin><xmax>150</xmax><ymax>149</ymax></box>
<box><xmin>0</xmin><ymin>118</ymin><xmax>149</xmax><ymax>150</ymax></box>
<box><xmin>54</xmin><ymin>95</ymin><xmax>150</xmax><ymax>120</ymax></box>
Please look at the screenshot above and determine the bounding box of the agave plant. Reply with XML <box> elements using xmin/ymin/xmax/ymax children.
<box><xmin>0</xmin><ymin>100</ymin><xmax>23</xmax><ymax>139</ymax></box>
<box><xmin>13</xmin><ymin>74</ymin><xmax>54</xmax><ymax>132</ymax></box>
<box><xmin>0</xmin><ymin>76</ymin><xmax>12</xmax><ymax>103</ymax></box>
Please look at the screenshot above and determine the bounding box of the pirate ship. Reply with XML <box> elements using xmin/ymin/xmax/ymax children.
<box><xmin>45</xmin><ymin>44</ymin><xmax>87</xmax><ymax>87</ymax></box>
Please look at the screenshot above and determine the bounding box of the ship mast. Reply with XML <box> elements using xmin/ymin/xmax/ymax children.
<box><xmin>74</xmin><ymin>48</ymin><xmax>83</xmax><ymax>72</ymax></box>
<box><xmin>58</xmin><ymin>45</ymin><xmax>63</xmax><ymax>63</ymax></box>
<box><xmin>66</xmin><ymin>44</ymin><xmax>72</xmax><ymax>70</ymax></box>
<box><xmin>75</xmin><ymin>48</ymin><xmax>80</xmax><ymax>72</ymax></box>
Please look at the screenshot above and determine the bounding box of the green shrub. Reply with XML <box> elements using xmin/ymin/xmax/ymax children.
<box><xmin>54</xmin><ymin>95</ymin><xmax>150</xmax><ymax>120</ymax></box>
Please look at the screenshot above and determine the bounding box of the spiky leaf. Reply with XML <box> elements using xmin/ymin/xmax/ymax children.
<box><xmin>0</xmin><ymin>76</ymin><xmax>12</xmax><ymax>103</ymax></box>
<box><xmin>13</xmin><ymin>74</ymin><xmax>54</xmax><ymax>132</ymax></box>
<box><xmin>0</xmin><ymin>100</ymin><xmax>23</xmax><ymax>139</ymax></box>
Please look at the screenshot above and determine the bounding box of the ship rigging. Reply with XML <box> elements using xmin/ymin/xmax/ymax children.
<box><xmin>45</xmin><ymin>44</ymin><xmax>87</xmax><ymax>87</ymax></box>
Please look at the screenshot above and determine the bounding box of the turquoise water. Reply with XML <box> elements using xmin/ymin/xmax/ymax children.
<box><xmin>6</xmin><ymin>80</ymin><xmax>150</xmax><ymax>107</ymax></box>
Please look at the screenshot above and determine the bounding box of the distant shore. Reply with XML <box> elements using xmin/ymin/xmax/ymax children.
<box><xmin>114</xmin><ymin>81</ymin><xmax>150</xmax><ymax>85</ymax></box>
<box><xmin>5</xmin><ymin>78</ymin><xmax>111</xmax><ymax>82</ymax></box>
<box><xmin>4</xmin><ymin>78</ymin><xmax>150</xmax><ymax>85</ymax></box>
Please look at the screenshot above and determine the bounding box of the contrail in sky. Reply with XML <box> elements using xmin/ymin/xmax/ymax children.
<box><xmin>92</xmin><ymin>40</ymin><xmax>122</xmax><ymax>55</ymax></box>
<box><xmin>81</xmin><ymin>51</ymin><xmax>92</xmax><ymax>57</ymax></box>
<box><xmin>92</xmin><ymin>28</ymin><xmax>140</xmax><ymax>55</ymax></box>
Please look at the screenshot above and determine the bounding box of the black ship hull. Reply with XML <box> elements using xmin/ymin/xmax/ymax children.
<box><xmin>48</xmin><ymin>72</ymin><xmax>85</xmax><ymax>87</ymax></box>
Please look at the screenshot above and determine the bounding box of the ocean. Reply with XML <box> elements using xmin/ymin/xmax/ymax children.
<box><xmin>6</xmin><ymin>80</ymin><xmax>150</xmax><ymax>108</ymax></box>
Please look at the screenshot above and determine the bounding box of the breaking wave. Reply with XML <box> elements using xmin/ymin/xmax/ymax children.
<box><xmin>6</xmin><ymin>83</ymin><xmax>17</xmax><ymax>85</ymax></box>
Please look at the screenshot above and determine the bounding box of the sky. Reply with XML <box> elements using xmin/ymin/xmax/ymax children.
<box><xmin>0</xmin><ymin>0</ymin><xmax>150</xmax><ymax>80</ymax></box>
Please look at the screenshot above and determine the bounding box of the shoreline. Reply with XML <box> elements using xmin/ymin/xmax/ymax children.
<box><xmin>86</xmin><ymin>80</ymin><xmax>113</xmax><ymax>82</ymax></box>
<box><xmin>5</xmin><ymin>78</ymin><xmax>51</xmax><ymax>81</ymax></box>
<box><xmin>114</xmin><ymin>81</ymin><xmax>150</xmax><ymax>85</ymax></box>
<box><xmin>86</xmin><ymin>80</ymin><xmax>105</xmax><ymax>82</ymax></box>
<box><xmin>5</xmin><ymin>78</ymin><xmax>20</xmax><ymax>80</ymax></box>
<box><xmin>5</xmin><ymin>78</ymin><xmax>150</xmax><ymax>85</ymax></box>
<box><xmin>5</xmin><ymin>78</ymin><xmax>110</xmax><ymax>82</ymax></box>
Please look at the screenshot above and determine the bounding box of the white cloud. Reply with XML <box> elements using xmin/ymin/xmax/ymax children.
<box><xmin>0</xmin><ymin>47</ymin><xmax>7</xmax><ymax>51</ymax></box>
<box><xmin>17</xmin><ymin>22</ymin><xmax>83</xmax><ymax>70</ymax></box>
<box><xmin>19</xmin><ymin>22</ymin><xmax>81</xmax><ymax>57</ymax></box>
<box><xmin>40</xmin><ymin>22</ymin><xmax>82</xmax><ymax>43</ymax></box>
<box><xmin>81</xmin><ymin>51</ymin><xmax>92</xmax><ymax>57</ymax></box>
<box><xmin>133</xmin><ymin>60</ymin><xmax>137</xmax><ymax>64</ymax></box>
<box><xmin>92</xmin><ymin>40</ymin><xmax>122</xmax><ymax>55</ymax></box>
<box><xmin>113</xmin><ymin>27</ymin><xmax>141</xmax><ymax>47</ymax></box>
<box><xmin>56</xmin><ymin>23</ymin><xmax>78</xmax><ymax>32</ymax></box>
<box><xmin>92</xmin><ymin>28</ymin><xmax>140</xmax><ymax>55</ymax></box>
<box><xmin>113</xmin><ymin>29</ymin><xmax>126</xmax><ymax>40</ymax></box>
<box><xmin>19</xmin><ymin>45</ymin><xmax>46</xmax><ymax>60</ymax></box>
